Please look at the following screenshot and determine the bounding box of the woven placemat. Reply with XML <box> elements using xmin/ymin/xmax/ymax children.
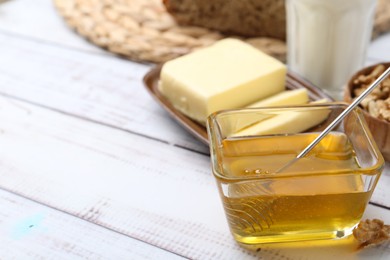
<box><xmin>54</xmin><ymin>0</ymin><xmax>390</xmax><ymax>64</ymax></box>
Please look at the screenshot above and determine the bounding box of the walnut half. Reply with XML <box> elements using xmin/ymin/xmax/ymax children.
<box><xmin>352</xmin><ymin>64</ymin><xmax>390</xmax><ymax>122</ymax></box>
<box><xmin>353</xmin><ymin>219</ymin><xmax>390</xmax><ymax>249</ymax></box>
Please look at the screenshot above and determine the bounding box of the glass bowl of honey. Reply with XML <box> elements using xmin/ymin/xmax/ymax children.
<box><xmin>207</xmin><ymin>103</ymin><xmax>384</xmax><ymax>245</ymax></box>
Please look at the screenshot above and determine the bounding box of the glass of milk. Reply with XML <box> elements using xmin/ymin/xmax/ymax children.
<box><xmin>286</xmin><ymin>0</ymin><xmax>377</xmax><ymax>100</ymax></box>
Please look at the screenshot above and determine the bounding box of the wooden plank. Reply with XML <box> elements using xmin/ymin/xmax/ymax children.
<box><xmin>0</xmin><ymin>31</ymin><xmax>209</xmax><ymax>154</ymax></box>
<box><xmin>0</xmin><ymin>0</ymin><xmax>106</xmax><ymax>54</ymax></box>
<box><xmin>0</xmin><ymin>33</ymin><xmax>388</xmax><ymax>157</ymax></box>
<box><xmin>0</xmin><ymin>0</ymin><xmax>388</xmax><ymax>64</ymax></box>
<box><xmin>0</xmin><ymin>189</ymin><xmax>184</xmax><ymax>259</ymax></box>
<box><xmin>0</xmin><ymin>2</ymin><xmax>389</xmax><ymax>258</ymax></box>
<box><xmin>372</xmin><ymin>162</ymin><xmax>390</xmax><ymax>209</ymax></box>
<box><xmin>1</xmin><ymin>191</ymin><xmax>389</xmax><ymax>260</ymax></box>
<box><xmin>0</xmin><ymin>2</ymin><xmax>387</xmax><ymax>155</ymax></box>
<box><xmin>0</xmin><ymin>95</ymin><xmax>259</xmax><ymax>259</ymax></box>
<box><xmin>0</xmin><ymin>29</ymin><xmax>389</xmax><ymax>205</ymax></box>
<box><xmin>0</xmin><ymin>95</ymin><xmax>389</xmax><ymax>259</ymax></box>
<box><xmin>368</xmin><ymin>33</ymin><xmax>390</xmax><ymax>62</ymax></box>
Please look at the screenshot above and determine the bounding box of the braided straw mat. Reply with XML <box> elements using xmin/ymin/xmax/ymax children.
<box><xmin>54</xmin><ymin>0</ymin><xmax>390</xmax><ymax>64</ymax></box>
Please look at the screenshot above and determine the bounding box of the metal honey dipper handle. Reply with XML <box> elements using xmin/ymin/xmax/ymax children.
<box><xmin>277</xmin><ymin>66</ymin><xmax>390</xmax><ymax>173</ymax></box>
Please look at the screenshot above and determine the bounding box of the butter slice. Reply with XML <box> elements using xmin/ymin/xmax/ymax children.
<box><xmin>233</xmin><ymin>99</ymin><xmax>330</xmax><ymax>136</ymax></box>
<box><xmin>228</xmin><ymin>89</ymin><xmax>309</xmax><ymax>134</ymax></box>
<box><xmin>159</xmin><ymin>38</ymin><xmax>286</xmax><ymax>124</ymax></box>
<box><xmin>247</xmin><ymin>88</ymin><xmax>309</xmax><ymax>108</ymax></box>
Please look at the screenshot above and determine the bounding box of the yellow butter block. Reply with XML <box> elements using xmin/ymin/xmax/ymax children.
<box><xmin>233</xmin><ymin>99</ymin><xmax>330</xmax><ymax>137</ymax></box>
<box><xmin>159</xmin><ymin>38</ymin><xmax>286</xmax><ymax>124</ymax></box>
<box><xmin>247</xmin><ymin>88</ymin><xmax>309</xmax><ymax>108</ymax></box>
<box><xmin>232</xmin><ymin>88</ymin><xmax>309</xmax><ymax>131</ymax></box>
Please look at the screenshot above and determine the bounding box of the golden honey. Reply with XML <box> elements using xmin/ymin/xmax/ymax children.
<box><xmin>214</xmin><ymin>132</ymin><xmax>378</xmax><ymax>244</ymax></box>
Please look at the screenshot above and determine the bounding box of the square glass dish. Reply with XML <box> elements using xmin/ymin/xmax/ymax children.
<box><xmin>207</xmin><ymin>103</ymin><xmax>384</xmax><ymax>245</ymax></box>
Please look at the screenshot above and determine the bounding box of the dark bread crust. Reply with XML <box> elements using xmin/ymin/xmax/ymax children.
<box><xmin>164</xmin><ymin>0</ymin><xmax>390</xmax><ymax>41</ymax></box>
<box><xmin>163</xmin><ymin>0</ymin><xmax>286</xmax><ymax>40</ymax></box>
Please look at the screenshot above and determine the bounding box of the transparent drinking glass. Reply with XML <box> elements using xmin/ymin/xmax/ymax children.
<box><xmin>286</xmin><ymin>0</ymin><xmax>378</xmax><ymax>100</ymax></box>
<box><xmin>207</xmin><ymin>103</ymin><xmax>384</xmax><ymax>245</ymax></box>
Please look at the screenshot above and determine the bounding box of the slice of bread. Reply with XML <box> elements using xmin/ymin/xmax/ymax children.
<box><xmin>163</xmin><ymin>0</ymin><xmax>286</xmax><ymax>40</ymax></box>
<box><xmin>163</xmin><ymin>0</ymin><xmax>390</xmax><ymax>41</ymax></box>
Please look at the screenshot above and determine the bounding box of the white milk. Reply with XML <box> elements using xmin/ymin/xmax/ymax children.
<box><xmin>286</xmin><ymin>0</ymin><xmax>377</xmax><ymax>100</ymax></box>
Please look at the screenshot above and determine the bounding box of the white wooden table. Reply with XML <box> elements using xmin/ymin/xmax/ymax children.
<box><xmin>0</xmin><ymin>0</ymin><xmax>390</xmax><ymax>259</ymax></box>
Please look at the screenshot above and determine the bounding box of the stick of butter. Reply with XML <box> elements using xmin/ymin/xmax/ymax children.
<box><xmin>232</xmin><ymin>99</ymin><xmax>330</xmax><ymax>137</ymax></box>
<box><xmin>232</xmin><ymin>89</ymin><xmax>310</xmax><ymax>131</ymax></box>
<box><xmin>247</xmin><ymin>88</ymin><xmax>309</xmax><ymax>108</ymax></box>
<box><xmin>159</xmin><ymin>38</ymin><xmax>286</xmax><ymax>125</ymax></box>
